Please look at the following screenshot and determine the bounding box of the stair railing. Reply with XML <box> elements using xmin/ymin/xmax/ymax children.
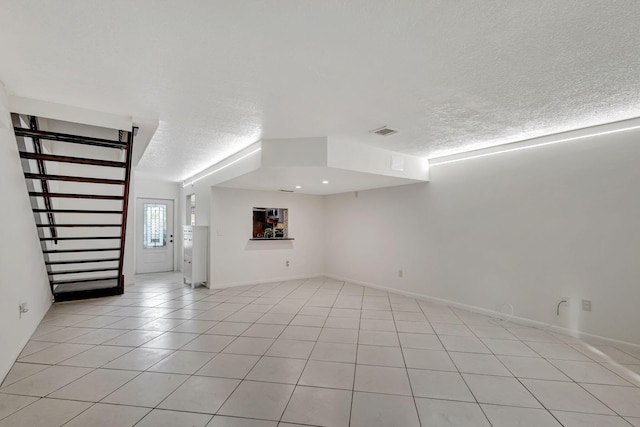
<box><xmin>28</xmin><ymin>116</ymin><xmax>57</xmax><ymax>244</ymax></box>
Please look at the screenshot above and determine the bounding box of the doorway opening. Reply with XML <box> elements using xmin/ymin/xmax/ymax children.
<box><xmin>186</xmin><ymin>193</ymin><xmax>196</xmax><ymax>225</ymax></box>
<box><xmin>136</xmin><ymin>198</ymin><xmax>174</xmax><ymax>273</ymax></box>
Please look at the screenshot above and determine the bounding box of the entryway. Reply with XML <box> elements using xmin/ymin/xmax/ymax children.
<box><xmin>136</xmin><ymin>198</ymin><xmax>174</xmax><ymax>273</ymax></box>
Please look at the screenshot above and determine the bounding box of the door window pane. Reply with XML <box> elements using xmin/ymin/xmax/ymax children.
<box><xmin>143</xmin><ymin>203</ymin><xmax>167</xmax><ymax>248</ymax></box>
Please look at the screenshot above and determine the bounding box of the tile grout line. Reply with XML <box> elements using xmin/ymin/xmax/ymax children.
<box><xmin>277</xmin><ymin>276</ymin><xmax>350</xmax><ymax>425</ymax></box>
<box><xmin>423</xmin><ymin>300</ymin><xmax>494</xmax><ymax>426</ymax></box>
<box><xmin>457</xmin><ymin>305</ymin><xmax>629</xmax><ymax>422</ymax></box>
<box><xmin>4</xmin><ymin>273</ymin><xmax>640</xmax><ymax>425</ymax></box>
<box><xmin>212</xmin><ymin>278</ymin><xmax>310</xmax><ymax>423</ymax></box>
<box><xmin>347</xmin><ymin>280</ymin><xmax>366</xmax><ymax>427</ymax></box>
<box><xmin>389</xmin><ymin>290</ymin><xmax>426</xmax><ymax>426</ymax></box>
<box><xmin>196</xmin><ymin>278</ymin><xmax>306</xmax><ymax>422</ymax></box>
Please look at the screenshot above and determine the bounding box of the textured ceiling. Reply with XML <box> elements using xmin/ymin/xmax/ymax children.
<box><xmin>1</xmin><ymin>1</ymin><xmax>639</xmax><ymax>182</ymax></box>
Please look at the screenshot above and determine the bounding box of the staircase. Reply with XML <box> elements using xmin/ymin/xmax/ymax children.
<box><xmin>12</xmin><ymin>114</ymin><xmax>134</xmax><ymax>302</ymax></box>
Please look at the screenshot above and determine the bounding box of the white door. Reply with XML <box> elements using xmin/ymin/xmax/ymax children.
<box><xmin>136</xmin><ymin>198</ymin><xmax>174</xmax><ymax>273</ymax></box>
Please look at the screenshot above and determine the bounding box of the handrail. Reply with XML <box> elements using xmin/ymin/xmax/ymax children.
<box><xmin>117</xmin><ymin>128</ymin><xmax>135</xmax><ymax>293</ymax></box>
<box><xmin>29</xmin><ymin>116</ymin><xmax>58</xmax><ymax>244</ymax></box>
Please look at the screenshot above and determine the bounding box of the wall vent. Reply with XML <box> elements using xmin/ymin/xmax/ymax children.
<box><xmin>370</xmin><ymin>126</ymin><xmax>398</xmax><ymax>136</ymax></box>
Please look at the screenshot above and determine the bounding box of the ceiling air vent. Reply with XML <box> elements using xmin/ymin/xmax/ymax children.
<box><xmin>370</xmin><ymin>126</ymin><xmax>398</xmax><ymax>136</ymax></box>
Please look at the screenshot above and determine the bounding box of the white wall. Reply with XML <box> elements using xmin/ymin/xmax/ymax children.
<box><xmin>180</xmin><ymin>142</ymin><xmax>263</xmax><ymax>230</ymax></box>
<box><xmin>133</xmin><ymin>175</ymin><xmax>181</xmax><ymax>273</ymax></box>
<box><xmin>325</xmin><ymin>129</ymin><xmax>640</xmax><ymax>346</ymax></box>
<box><xmin>262</xmin><ymin>137</ymin><xmax>327</xmax><ymax>167</ymax></box>
<box><xmin>210</xmin><ymin>187</ymin><xmax>325</xmax><ymax>287</ymax></box>
<box><xmin>327</xmin><ymin>136</ymin><xmax>429</xmax><ymax>181</ymax></box>
<box><xmin>0</xmin><ymin>88</ymin><xmax>52</xmax><ymax>383</ymax></box>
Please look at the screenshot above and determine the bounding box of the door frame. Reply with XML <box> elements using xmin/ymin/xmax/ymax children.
<box><xmin>135</xmin><ymin>197</ymin><xmax>175</xmax><ymax>274</ymax></box>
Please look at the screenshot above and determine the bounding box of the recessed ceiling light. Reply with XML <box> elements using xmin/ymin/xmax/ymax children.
<box><xmin>322</xmin><ymin>180</ymin><xmax>329</xmax><ymax>184</ymax></box>
<box><xmin>295</xmin><ymin>185</ymin><xmax>301</xmax><ymax>189</ymax></box>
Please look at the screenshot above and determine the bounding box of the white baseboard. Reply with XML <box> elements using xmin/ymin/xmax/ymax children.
<box><xmin>210</xmin><ymin>273</ymin><xmax>322</xmax><ymax>289</ymax></box>
<box><xmin>325</xmin><ymin>274</ymin><xmax>640</xmax><ymax>351</ymax></box>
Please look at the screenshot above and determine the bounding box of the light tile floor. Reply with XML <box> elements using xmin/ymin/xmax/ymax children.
<box><xmin>2</xmin><ymin>272</ymin><xmax>640</xmax><ymax>426</ymax></box>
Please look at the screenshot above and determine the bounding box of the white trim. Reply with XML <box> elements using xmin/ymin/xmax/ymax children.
<box><xmin>429</xmin><ymin>118</ymin><xmax>640</xmax><ymax>167</ymax></box>
<box><xmin>325</xmin><ymin>274</ymin><xmax>640</xmax><ymax>351</ymax></box>
<box><xmin>8</xmin><ymin>95</ymin><xmax>132</xmax><ymax>131</ymax></box>
<box><xmin>182</xmin><ymin>146</ymin><xmax>262</xmax><ymax>187</ymax></box>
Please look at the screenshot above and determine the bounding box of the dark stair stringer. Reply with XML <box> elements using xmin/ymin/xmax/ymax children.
<box><xmin>12</xmin><ymin>114</ymin><xmax>135</xmax><ymax>302</ymax></box>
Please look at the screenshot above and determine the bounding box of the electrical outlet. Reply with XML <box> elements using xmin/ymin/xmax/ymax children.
<box><xmin>398</xmin><ymin>269</ymin><xmax>403</xmax><ymax>278</ymax></box>
<box><xmin>582</xmin><ymin>299</ymin><xmax>592</xmax><ymax>312</ymax></box>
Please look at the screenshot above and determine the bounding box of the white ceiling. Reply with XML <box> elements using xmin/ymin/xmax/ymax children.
<box><xmin>1</xmin><ymin>1</ymin><xmax>639</xmax><ymax>182</ymax></box>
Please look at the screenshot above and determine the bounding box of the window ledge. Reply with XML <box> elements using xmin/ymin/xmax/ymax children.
<box><xmin>250</xmin><ymin>238</ymin><xmax>295</xmax><ymax>241</ymax></box>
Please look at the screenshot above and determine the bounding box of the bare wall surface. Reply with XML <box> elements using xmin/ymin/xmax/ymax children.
<box><xmin>325</xmin><ymin>131</ymin><xmax>640</xmax><ymax>345</ymax></box>
<box><xmin>210</xmin><ymin>187</ymin><xmax>325</xmax><ymax>287</ymax></box>
<box><xmin>0</xmin><ymin>90</ymin><xmax>52</xmax><ymax>383</ymax></box>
